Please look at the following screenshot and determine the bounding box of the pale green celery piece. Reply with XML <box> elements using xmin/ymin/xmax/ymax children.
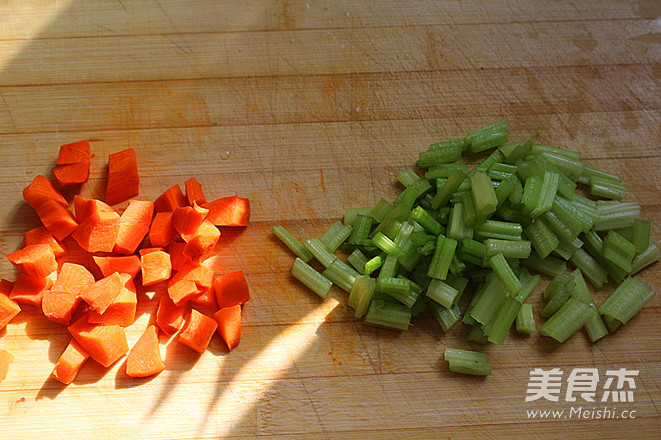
<box><xmin>502</xmin><ymin>139</ymin><xmax>533</xmax><ymax>165</ymax></box>
<box><xmin>346</xmin><ymin>248</ymin><xmax>368</xmax><ymax>274</ymax></box>
<box><xmin>461</xmin><ymin>190</ymin><xmax>479</xmax><ymax>227</ymax></box>
<box><xmin>363</xmin><ymin>299</ymin><xmax>411</xmax><ymax>331</ymax></box>
<box><xmin>508</xmin><ymin>178</ymin><xmax>524</xmax><ymax>205</ymax></box>
<box><xmin>540</xmin><ymin>297</ymin><xmax>597</xmax><ymax>343</ymax></box>
<box><xmin>470</xmin><ymin>172</ymin><xmax>498</xmax><ymax>218</ymax></box>
<box><xmin>590</xmin><ymin>176</ymin><xmax>627</xmax><ymax>200</ymax></box>
<box><xmin>429</xmin><ymin>302</ymin><xmax>462</xmax><ymax>332</ymax></box>
<box><xmin>532</xmin><ymin>144</ymin><xmax>582</xmax><ymax>160</ymax></box>
<box><xmin>470</xmin><ymin>273</ymin><xmax>508</xmax><ymax>325</ymax></box>
<box><xmin>396</xmin><ymin>168</ymin><xmax>422</xmax><ymax>187</ymax></box>
<box><xmin>364</xmin><ymin>255</ymin><xmax>383</xmax><ymax>276</ymax></box>
<box><xmin>447</xmin><ymin>203</ymin><xmax>474</xmax><ymax>241</ymax></box>
<box><xmin>444</xmin><ymin>347</ymin><xmax>488</xmax><ymax>363</ymax></box>
<box><xmin>514</xmin><ymin>271</ymin><xmax>541</xmax><ymax>303</ymax></box>
<box><xmin>348</xmin><ymin>275</ymin><xmax>377</xmax><ymax>317</ymax></box>
<box><xmin>321</xmin><ymin>258</ymin><xmax>359</xmax><ymax>293</ymax></box>
<box><xmin>580</xmin><ymin>165</ymin><xmax>623</xmax><ymax>184</ymax></box>
<box><xmin>291</xmin><ymin>258</ymin><xmax>333</xmax><ymax>299</ymax></box>
<box><xmin>466</xmin><ymin>325</ymin><xmax>489</xmax><ymax>344</ymax></box>
<box><xmin>582</xmin><ymin>231</ymin><xmax>628</xmax><ymax>284</ymax></box>
<box><xmin>370</xmin><ymin>198</ymin><xmax>394</xmax><ymax>223</ymax></box>
<box><xmin>303</xmin><ymin>238</ymin><xmax>338</xmax><ymax>268</ymax></box>
<box><xmin>520</xmin><ymin>253</ymin><xmax>567</xmax><ymax>277</ymax></box>
<box><xmin>376</xmin><ymin>277</ymin><xmax>413</xmax><ymax>304</ymax></box>
<box><xmin>431</xmin><ymin>169</ymin><xmax>467</xmax><ymax>210</ymax></box>
<box><xmin>425</xmin><ymin>163</ymin><xmax>467</xmax><ymax>180</ymax></box>
<box><xmin>410</xmin><ymin>206</ymin><xmax>443</xmax><ymax>236</ymax></box>
<box><xmin>272</xmin><ymin>225</ymin><xmax>314</xmax><ymax>262</ymax></box>
<box><xmin>603</xmin><ymin>314</ymin><xmax>622</xmax><ymax>333</ymax></box>
<box><xmin>525</xmin><ymin>217</ymin><xmax>560</xmax><ymax>259</ymax></box>
<box><xmin>394</xmin><ymin>219</ymin><xmax>415</xmax><ymax>247</ymax></box>
<box><xmin>320</xmin><ymin>221</ymin><xmax>353</xmax><ymax>252</ymax></box>
<box><xmin>593</xmin><ymin>201</ymin><xmax>641</xmax><ymax>231</ymax></box>
<box><xmin>494</xmin><ymin>174</ymin><xmax>518</xmax><ymax>207</ymax></box>
<box><xmin>553</xmin><ymin>237</ymin><xmax>583</xmax><ymax>260</ymax></box>
<box><xmin>468</xmin><ymin>150</ymin><xmax>505</xmax><ymax>178</ymax></box>
<box><xmin>430</xmin><ymin>138</ymin><xmax>469</xmax><ymax>152</ymax></box>
<box><xmin>447</xmin><ymin>358</ymin><xmax>492</xmax><ymax>375</ymax></box>
<box><xmin>530</xmin><ymin>171</ymin><xmax>559</xmax><ymax>218</ymax></box>
<box><xmin>460</xmin><ymin>238</ymin><xmax>487</xmax><ymax>258</ymax></box>
<box><xmin>568</xmin><ymin>268</ymin><xmax>608</xmax><ymax>342</ymax></box>
<box><xmin>426</xmin><ymin>278</ymin><xmax>460</xmax><ymax>309</ymax></box>
<box><xmin>598</xmin><ymin>276</ymin><xmax>656</xmax><ymax>324</ymax></box>
<box><xmin>632</xmin><ymin>219</ymin><xmax>651</xmax><ymax>254</ymax></box>
<box><xmin>630</xmin><ymin>241</ymin><xmax>661</xmax><ymax>275</ymax></box>
<box><xmin>348</xmin><ymin>214</ymin><xmax>374</xmax><ymax>246</ymax></box>
<box><xmin>569</xmin><ymin>248</ymin><xmax>608</xmax><ymax>287</ymax></box>
<box><xmin>343</xmin><ymin>206</ymin><xmax>373</xmax><ymax>226</ymax></box>
<box><xmin>521</xmin><ymin>175</ymin><xmax>542</xmax><ymax>216</ymax></box>
<box><xmin>475</xmin><ymin>219</ymin><xmax>523</xmax><ymax>241</ymax></box>
<box><xmin>427</xmin><ymin>235</ymin><xmax>457</xmax><ymax>280</ymax></box>
<box><xmin>466</xmin><ymin>118</ymin><xmax>509</xmax><ymax>154</ymax></box>
<box><xmin>484</xmin><ymin>238</ymin><xmax>531</xmax><ymax>259</ymax></box>
<box><xmin>378</xmin><ymin>253</ymin><xmax>399</xmax><ymax>280</ymax></box>
<box><xmin>489</xmin><ymin>253</ymin><xmax>522</xmax><ymax>295</ymax></box>
<box><xmin>487</xmin><ymin>296</ymin><xmax>522</xmax><ymax>344</ymax></box>
<box><xmin>602</xmin><ymin>230</ymin><xmax>636</xmax><ymax>272</ymax></box>
<box><xmin>372</xmin><ymin>231</ymin><xmax>403</xmax><ymax>257</ymax></box>
<box><xmin>538</xmin><ymin>151</ymin><xmax>584</xmax><ymax>181</ymax></box>
<box><xmin>417</xmin><ymin>144</ymin><xmax>463</xmax><ymax>168</ymax></box>
<box><xmin>516</xmin><ymin>303</ymin><xmax>536</xmax><ymax>334</ymax></box>
<box><xmin>398</xmin><ymin>240</ymin><xmax>423</xmax><ymax>272</ymax></box>
<box><xmin>541</xmin><ymin>274</ymin><xmax>574</xmax><ymax>318</ymax></box>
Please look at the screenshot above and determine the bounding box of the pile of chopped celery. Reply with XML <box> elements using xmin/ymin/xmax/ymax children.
<box><xmin>273</xmin><ymin>118</ymin><xmax>659</xmax><ymax>375</ymax></box>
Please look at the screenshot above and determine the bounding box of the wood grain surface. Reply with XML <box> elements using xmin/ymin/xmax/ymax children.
<box><xmin>0</xmin><ymin>1</ymin><xmax>660</xmax><ymax>439</ymax></box>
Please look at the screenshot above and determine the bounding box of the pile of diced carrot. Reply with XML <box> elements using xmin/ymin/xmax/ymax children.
<box><xmin>0</xmin><ymin>141</ymin><xmax>251</xmax><ymax>384</ymax></box>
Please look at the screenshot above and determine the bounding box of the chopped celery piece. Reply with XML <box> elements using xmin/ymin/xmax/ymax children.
<box><xmin>398</xmin><ymin>240</ymin><xmax>423</xmax><ymax>272</ymax></box>
<box><xmin>494</xmin><ymin>174</ymin><xmax>518</xmax><ymax>207</ymax></box>
<box><xmin>593</xmin><ymin>201</ymin><xmax>641</xmax><ymax>231</ymax></box>
<box><xmin>396</xmin><ymin>168</ymin><xmax>421</xmax><ymax>187</ymax></box>
<box><xmin>475</xmin><ymin>220</ymin><xmax>523</xmax><ymax>241</ymax></box>
<box><xmin>378</xmin><ymin>253</ymin><xmax>399</xmax><ymax>280</ymax></box>
<box><xmin>468</xmin><ymin>150</ymin><xmax>505</xmax><ymax>178</ymax></box>
<box><xmin>364</xmin><ymin>299</ymin><xmax>411</xmax><ymax>331</ymax></box>
<box><xmin>487</xmin><ymin>296</ymin><xmax>521</xmax><ymax>344</ymax></box>
<box><xmin>590</xmin><ymin>176</ymin><xmax>626</xmax><ymax>200</ymax></box>
<box><xmin>410</xmin><ymin>206</ymin><xmax>443</xmax><ymax>236</ymax></box>
<box><xmin>567</xmin><ymin>269</ymin><xmax>608</xmax><ymax>342</ymax></box>
<box><xmin>431</xmin><ymin>169</ymin><xmax>467</xmax><ymax>209</ymax></box>
<box><xmin>447</xmin><ymin>203</ymin><xmax>474</xmax><ymax>241</ymax></box>
<box><xmin>364</xmin><ymin>255</ymin><xmax>383</xmax><ymax>276</ymax></box>
<box><xmin>470</xmin><ymin>274</ymin><xmax>507</xmax><ymax>325</ymax></box>
<box><xmin>444</xmin><ymin>347</ymin><xmax>488</xmax><ymax>363</ymax></box>
<box><xmin>377</xmin><ymin>277</ymin><xmax>417</xmax><ymax>308</ymax></box>
<box><xmin>425</xmin><ymin>163</ymin><xmax>467</xmax><ymax>180</ymax></box>
<box><xmin>460</xmin><ymin>190</ymin><xmax>479</xmax><ymax>227</ymax></box>
<box><xmin>370</xmin><ymin>198</ymin><xmax>394</xmax><ymax>223</ymax></box>
<box><xmin>520</xmin><ymin>253</ymin><xmax>567</xmax><ymax>277</ymax></box>
<box><xmin>372</xmin><ymin>231</ymin><xmax>403</xmax><ymax>257</ymax></box>
<box><xmin>427</xmin><ymin>236</ymin><xmax>457</xmax><ymax>280</ymax></box>
<box><xmin>430</xmin><ymin>302</ymin><xmax>462</xmax><ymax>332</ymax></box>
<box><xmin>347</xmin><ymin>248</ymin><xmax>368</xmax><ymax>274</ymax></box>
<box><xmin>530</xmin><ymin>171</ymin><xmax>559</xmax><ymax>218</ymax></box>
<box><xmin>598</xmin><ymin>277</ymin><xmax>656</xmax><ymax>324</ymax></box>
<box><xmin>460</xmin><ymin>238</ymin><xmax>487</xmax><ymax>258</ymax></box>
<box><xmin>272</xmin><ymin>225</ymin><xmax>314</xmax><ymax>262</ymax></box>
<box><xmin>502</xmin><ymin>139</ymin><xmax>533</xmax><ymax>165</ymax></box>
<box><xmin>553</xmin><ymin>237</ymin><xmax>583</xmax><ymax>260</ymax></box>
<box><xmin>466</xmin><ymin>118</ymin><xmax>509</xmax><ymax>154</ymax></box>
<box><xmin>320</xmin><ymin>221</ymin><xmax>352</xmax><ymax>252</ymax></box>
<box><xmin>521</xmin><ymin>175</ymin><xmax>542</xmax><ymax>216</ymax></box>
<box><xmin>426</xmin><ymin>278</ymin><xmax>459</xmax><ymax>309</ymax></box>
<box><xmin>349</xmin><ymin>275</ymin><xmax>377</xmax><ymax>318</ymax></box>
<box><xmin>516</xmin><ymin>303</ymin><xmax>536</xmax><ymax>334</ymax></box>
<box><xmin>484</xmin><ymin>238</ymin><xmax>531</xmax><ymax>259</ymax></box>
<box><xmin>348</xmin><ymin>214</ymin><xmax>374</xmax><ymax>246</ymax></box>
<box><xmin>632</xmin><ymin>219</ymin><xmax>651</xmax><ymax>253</ymax></box>
<box><xmin>525</xmin><ymin>217</ymin><xmax>560</xmax><ymax>259</ymax></box>
<box><xmin>603</xmin><ymin>315</ymin><xmax>622</xmax><ymax>333</ymax></box>
<box><xmin>538</xmin><ymin>151</ymin><xmax>584</xmax><ymax>181</ymax></box>
<box><xmin>541</xmin><ymin>274</ymin><xmax>574</xmax><ymax>318</ymax></box>
<box><xmin>343</xmin><ymin>206</ymin><xmax>373</xmax><ymax>226</ymax></box>
<box><xmin>580</xmin><ymin>165</ymin><xmax>622</xmax><ymax>184</ymax></box>
<box><xmin>602</xmin><ymin>230</ymin><xmax>636</xmax><ymax>272</ymax></box>
<box><xmin>570</xmin><ymin>248</ymin><xmax>608</xmax><ymax>287</ymax></box>
<box><xmin>466</xmin><ymin>325</ymin><xmax>489</xmax><ymax>344</ymax></box>
<box><xmin>489</xmin><ymin>253</ymin><xmax>522</xmax><ymax>295</ymax></box>
<box><xmin>514</xmin><ymin>270</ymin><xmax>540</xmax><ymax>303</ymax></box>
<box><xmin>470</xmin><ymin>172</ymin><xmax>498</xmax><ymax>218</ymax></box>
<box><xmin>444</xmin><ymin>348</ymin><xmax>492</xmax><ymax>375</ymax></box>
<box><xmin>532</xmin><ymin>144</ymin><xmax>582</xmax><ymax>160</ymax></box>
<box><xmin>417</xmin><ymin>144</ymin><xmax>463</xmax><ymax>167</ymax></box>
<box><xmin>291</xmin><ymin>258</ymin><xmax>333</xmax><ymax>299</ymax></box>
<box><xmin>540</xmin><ymin>297</ymin><xmax>597</xmax><ymax>343</ymax></box>
<box><xmin>321</xmin><ymin>259</ymin><xmax>359</xmax><ymax>293</ymax></box>
<box><xmin>631</xmin><ymin>241</ymin><xmax>661</xmax><ymax>275</ymax></box>
<box><xmin>430</xmin><ymin>138</ymin><xmax>469</xmax><ymax>152</ymax></box>
<box><xmin>303</xmin><ymin>238</ymin><xmax>337</xmax><ymax>268</ymax></box>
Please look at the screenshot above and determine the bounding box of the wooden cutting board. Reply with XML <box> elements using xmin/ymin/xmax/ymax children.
<box><xmin>0</xmin><ymin>1</ymin><xmax>660</xmax><ymax>438</ymax></box>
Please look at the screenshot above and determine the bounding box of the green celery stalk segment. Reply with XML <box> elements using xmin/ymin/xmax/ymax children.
<box><xmin>273</xmin><ymin>119</ymin><xmax>659</xmax><ymax>377</ymax></box>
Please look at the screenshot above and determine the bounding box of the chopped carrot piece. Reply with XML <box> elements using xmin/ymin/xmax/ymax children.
<box><xmin>0</xmin><ymin>279</ymin><xmax>15</xmax><ymax>296</ymax></box>
<box><xmin>126</xmin><ymin>325</ymin><xmax>165</xmax><ymax>378</ymax></box>
<box><xmin>23</xmin><ymin>175</ymin><xmax>68</xmax><ymax>210</ymax></box>
<box><xmin>141</xmin><ymin>251</ymin><xmax>172</xmax><ymax>286</ymax></box>
<box><xmin>23</xmin><ymin>226</ymin><xmax>66</xmax><ymax>258</ymax></box>
<box><xmin>168</xmin><ymin>241</ymin><xmax>190</xmax><ymax>271</ymax></box>
<box><xmin>190</xmin><ymin>286</ymin><xmax>218</xmax><ymax>310</ymax></box>
<box><xmin>51</xmin><ymin>339</ymin><xmax>90</xmax><ymax>384</ymax></box>
<box><xmin>173</xmin><ymin>203</ymin><xmax>209</xmax><ymax>241</ymax></box>
<box><xmin>0</xmin><ymin>349</ymin><xmax>13</xmax><ymax>381</ymax></box>
<box><xmin>35</xmin><ymin>199</ymin><xmax>78</xmax><ymax>241</ymax></box>
<box><xmin>79</xmin><ymin>272</ymin><xmax>124</xmax><ymax>314</ymax></box>
<box><xmin>54</xmin><ymin>161</ymin><xmax>90</xmax><ymax>186</ymax></box>
<box><xmin>183</xmin><ymin>219</ymin><xmax>220</xmax><ymax>263</ymax></box>
<box><xmin>156</xmin><ymin>294</ymin><xmax>187</xmax><ymax>335</ymax></box>
<box><xmin>214</xmin><ymin>305</ymin><xmax>241</xmax><ymax>351</ymax></box>
<box><xmin>6</xmin><ymin>243</ymin><xmax>58</xmax><ymax>280</ymax></box>
<box><xmin>154</xmin><ymin>184</ymin><xmax>187</xmax><ymax>212</ymax></box>
<box><xmin>87</xmin><ymin>287</ymin><xmax>136</xmax><ymax>327</ymax></box>
<box><xmin>56</xmin><ymin>140</ymin><xmax>90</xmax><ymax>165</ymax></box>
<box><xmin>138</xmin><ymin>247</ymin><xmax>164</xmax><ymax>256</ymax></box>
<box><xmin>214</xmin><ymin>270</ymin><xmax>250</xmax><ymax>308</ymax></box>
<box><xmin>68</xmin><ymin>315</ymin><xmax>129</xmax><ymax>367</ymax></box>
<box><xmin>203</xmin><ymin>196</ymin><xmax>250</xmax><ymax>227</ymax></box>
<box><xmin>10</xmin><ymin>273</ymin><xmax>53</xmax><ymax>307</ymax></box>
<box><xmin>92</xmin><ymin>255</ymin><xmax>141</xmax><ymax>279</ymax></box>
<box><xmin>114</xmin><ymin>199</ymin><xmax>154</xmax><ymax>255</ymax></box>
<box><xmin>106</xmin><ymin>148</ymin><xmax>139</xmax><ymax>205</ymax></box>
<box><xmin>168</xmin><ymin>263</ymin><xmax>213</xmax><ymax>306</ymax></box>
<box><xmin>178</xmin><ymin>309</ymin><xmax>218</xmax><ymax>353</ymax></box>
<box><xmin>42</xmin><ymin>290</ymin><xmax>81</xmax><ymax>326</ymax></box>
<box><xmin>148</xmin><ymin>211</ymin><xmax>176</xmax><ymax>247</ymax></box>
<box><xmin>72</xmin><ymin>210</ymin><xmax>121</xmax><ymax>253</ymax></box>
<box><xmin>73</xmin><ymin>195</ymin><xmax>117</xmax><ymax>223</ymax></box>
<box><xmin>0</xmin><ymin>294</ymin><xmax>21</xmax><ymax>330</ymax></box>
<box><xmin>184</xmin><ymin>177</ymin><xmax>207</xmax><ymax>205</ymax></box>
<box><xmin>53</xmin><ymin>262</ymin><xmax>95</xmax><ymax>295</ymax></box>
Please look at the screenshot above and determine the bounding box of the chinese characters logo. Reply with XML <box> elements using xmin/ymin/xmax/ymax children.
<box><xmin>525</xmin><ymin>368</ymin><xmax>638</xmax><ymax>403</ymax></box>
